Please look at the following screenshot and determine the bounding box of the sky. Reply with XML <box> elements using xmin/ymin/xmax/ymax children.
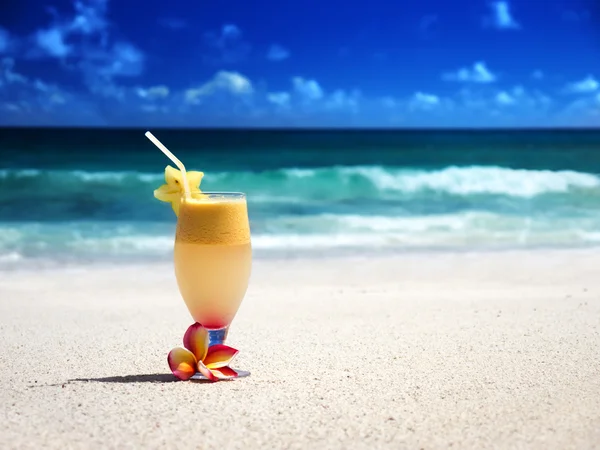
<box><xmin>0</xmin><ymin>0</ymin><xmax>599</xmax><ymax>128</ymax></box>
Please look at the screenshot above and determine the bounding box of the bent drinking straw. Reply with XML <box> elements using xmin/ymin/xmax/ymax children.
<box><xmin>145</xmin><ymin>131</ymin><xmax>191</xmax><ymax>199</ymax></box>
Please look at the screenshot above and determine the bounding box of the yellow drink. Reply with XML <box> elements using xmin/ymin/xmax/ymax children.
<box><xmin>173</xmin><ymin>194</ymin><xmax>252</xmax><ymax>329</ymax></box>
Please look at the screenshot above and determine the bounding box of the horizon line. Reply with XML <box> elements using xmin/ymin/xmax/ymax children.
<box><xmin>1</xmin><ymin>125</ymin><xmax>599</xmax><ymax>132</ymax></box>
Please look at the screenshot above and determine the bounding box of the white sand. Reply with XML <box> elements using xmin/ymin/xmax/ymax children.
<box><xmin>1</xmin><ymin>249</ymin><xmax>600</xmax><ymax>449</ymax></box>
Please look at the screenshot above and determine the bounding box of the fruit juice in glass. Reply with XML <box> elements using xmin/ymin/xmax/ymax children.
<box><xmin>173</xmin><ymin>193</ymin><xmax>252</xmax><ymax>341</ymax></box>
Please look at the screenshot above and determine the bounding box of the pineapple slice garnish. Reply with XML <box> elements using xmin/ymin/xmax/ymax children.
<box><xmin>154</xmin><ymin>165</ymin><xmax>205</xmax><ymax>216</ymax></box>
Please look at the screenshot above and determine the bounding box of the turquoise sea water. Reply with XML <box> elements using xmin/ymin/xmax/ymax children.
<box><xmin>1</xmin><ymin>127</ymin><xmax>600</xmax><ymax>266</ymax></box>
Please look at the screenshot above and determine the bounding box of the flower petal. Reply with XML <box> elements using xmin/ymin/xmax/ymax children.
<box><xmin>167</xmin><ymin>347</ymin><xmax>197</xmax><ymax>381</ymax></box>
<box><xmin>197</xmin><ymin>360</ymin><xmax>218</xmax><ymax>381</ymax></box>
<box><xmin>183</xmin><ymin>323</ymin><xmax>209</xmax><ymax>362</ymax></box>
<box><xmin>204</xmin><ymin>344</ymin><xmax>239</xmax><ymax>369</ymax></box>
<box><xmin>210</xmin><ymin>366</ymin><xmax>238</xmax><ymax>379</ymax></box>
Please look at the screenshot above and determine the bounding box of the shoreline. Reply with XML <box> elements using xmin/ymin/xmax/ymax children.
<box><xmin>2</xmin><ymin>244</ymin><xmax>600</xmax><ymax>272</ymax></box>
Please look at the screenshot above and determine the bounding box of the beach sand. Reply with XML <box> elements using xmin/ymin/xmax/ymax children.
<box><xmin>1</xmin><ymin>249</ymin><xmax>599</xmax><ymax>449</ymax></box>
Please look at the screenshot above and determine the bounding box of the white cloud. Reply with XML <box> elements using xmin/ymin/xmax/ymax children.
<box><xmin>212</xmin><ymin>71</ymin><xmax>253</xmax><ymax>94</ymax></box>
<box><xmin>68</xmin><ymin>0</ymin><xmax>109</xmax><ymax>35</ymax></box>
<box><xmin>292</xmin><ymin>77</ymin><xmax>324</xmax><ymax>101</ymax></box>
<box><xmin>2</xmin><ymin>103</ymin><xmax>21</xmax><ymax>112</ymax></box>
<box><xmin>263</xmin><ymin>80</ymin><xmax>362</xmax><ymax>117</ymax></box>
<box><xmin>443</xmin><ymin>61</ymin><xmax>497</xmax><ymax>83</ymax></box>
<box><xmin>140</xmin><ymin>104</ymin><xmax>163</xmax><ymax>113</ymax></box>
<box><xmin>495</xmin><ymin>91</ymin><xmax>516</xmax><ymax>105</ymax></box>
<box><xmin>49</xmin><ymin>92</ymin><xmax>67</xmax><ymax>105</ymax></box>
<box><xmin>79</xmin><ymin>41</ymin><xmax>145</xmax><ymax>99</ymax></box>
<box><xmin>531</xmin><ymin>70</ymin><xmax>544</xmax><ymax>80</ymax></box>
<box><xmin>34</xmin><ymin>28</ymin><xmax>72</xmax><ymax>58</ymax></box>
<box><xmin>381</xmin><ymin>96</ymin><xmax>397</xmax><ymax>108</ymax></box>
<box><xmin>0</xmin><ymin>27</ymin><xmax>12</xmax><ymax>54</ymax></box>
<box><xmin>95</xmin><ymin>42</ymin><xmax>145</xmax><ymax>78</ymax></box>
<box><xmin>561</xmin><ymin>93</ymin><xmax>600</xmax><ymax>121</ymax></box>
<box><xmin>410</xmin><ymin>91</ymin><xmax>440</xmax><ymax>110</ymax></box>
<box><xmin>267</xmin><ymin>92</ymin><xmax>290</xmax><ymax>107</ymax></box>
<box><xmin>0</xmin><ymin>58</ymin><xmax>28</xmax><ymax>85</ymax></box>
<box><xmin>0</xmin><ymin>58</ymin><xmax>70</xmax><ymax>117</ymax></box>
<box><xmin>266</xmin><ymin>44</ymin><xmax>290</xmax><ymax>61</ymax></box>
<box><xmin>485</xmin><ymin>1</ymin><xmax>520</xmax><ymax>30</ymax></box>
<box><xmin>24</xmin><ymin>0</ymin><xmax>145</xmax><ymax>99</ymax></box>
<box><xmin>137</xmin><ymin>85</ymin><xmax>170</xmax><ymax>100</ymax></box>
<box><xmin>565</xmin><ymin>75</ymin><xmax>599</xmax><ymax>93</ymax></box>
<box><xmin>31</xmin><ymin>0</ymin><xmax>110</xmax><ymax>59</ymax></box>
<box><xmin>222</xmin><ymin>24</ymin><xmax>241</xmax><ymax>39</ymax></box>
<box><xmin>325</xmin><ymin>89</ymin><xmax>360</xmax><ymax>112</ymax></box>
<box><xmin>445</xmin><ymin>85</ymin><xmax>552</xmax><ymax>126</ymax></box>
<box><xmin>185</xmin><ymin>71</ymin><xmax>253</xmax><ymax>104</ymax></box>
<box><xmin>203</xmin><ymin>23</ymin><xmax>250</xmax><ymax>65</ymax></box>
<box><xmin>560</xmin><ymin>80</ymin><xmax>600</xmax><ymax>122</ymax></box>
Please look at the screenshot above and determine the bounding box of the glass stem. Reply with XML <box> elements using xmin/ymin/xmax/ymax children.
<box><xmin>207</xmin><ymin>326</ymin><xmax>229</xmax><ymax>347</ymax></box>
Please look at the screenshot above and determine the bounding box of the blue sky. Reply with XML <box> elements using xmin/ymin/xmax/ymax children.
<box><xmin>0</xmin><ymin>0</ymin><xmax>599</xmax><ymax>127</ymax></box>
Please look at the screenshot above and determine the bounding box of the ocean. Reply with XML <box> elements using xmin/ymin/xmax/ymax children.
<box><xmin>1</xmin><ymin>127</ymin><xmax>600</xmax><ymax>267</ymax></box>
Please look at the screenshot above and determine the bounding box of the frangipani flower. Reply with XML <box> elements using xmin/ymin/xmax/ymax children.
<box><xmin>154</xmin><ymin>165</ymin><xmax>205</xmax><ymax>216</ymax></box>
<box><xmin>167</xmin><ymin>323</ymin><xmax>239</xmax><ymax>381</ymax></box>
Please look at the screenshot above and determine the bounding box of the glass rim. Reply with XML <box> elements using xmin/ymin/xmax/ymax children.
<box><xmin>180</xmin><ymin>191</ymin><xmax>246</xmax><ymax>198</ymax></box>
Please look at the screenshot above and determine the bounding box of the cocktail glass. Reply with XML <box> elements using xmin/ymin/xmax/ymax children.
<box><xmin>173</xmin><ymin>192</ymin><xmax>252</xmax><ymax>379</ymax></box>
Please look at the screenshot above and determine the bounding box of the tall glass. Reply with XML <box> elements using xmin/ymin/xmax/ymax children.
<box><xmin>173</xmin><ymin>192</ymin><xmax>252</xmax><ymax>347</ymax></box>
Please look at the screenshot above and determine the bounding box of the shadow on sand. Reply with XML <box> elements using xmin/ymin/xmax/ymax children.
<box><xmin>68</xmin><ymin>373</ymin><xmax>180</xmax><ymax>384</ymax></box>
<box><xmin>31</xmin><ymin>374</ymin><xmax>228</xmax><ymax>388</ymax></box>
<box><xmin>67</xmin><ymin>374</ymin><xmax>221</xmax><ymax>384</ymax></box>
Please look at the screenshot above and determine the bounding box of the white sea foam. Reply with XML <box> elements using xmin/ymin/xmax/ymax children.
<box><xmin>4</xmin><ymin>210</ymin><xmax>600</xmax><ymax>258</ymax></box>
<box><xmin>337</xmin><ymin>166</ymin><xmax>600</xmax><ymax>197</ymax></box>
<box><xmin>1</xmin><ymin>163</ymin><xmax>600</xmax><ymax>264</ymax></box>
<box><xmin>2</xmin><ymin>165</ymin><xmax>598</xmax><ymax>199</ymax></box>
<box><xmin>0</xmin><ymin>168</ymin><xmax>163</xmax><ymax>182</ymax></box>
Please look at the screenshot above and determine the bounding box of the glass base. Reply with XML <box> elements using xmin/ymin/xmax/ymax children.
<box><xmin>207</xmin><ymin>326</ymin><xmax>229</xmax><ymax>347</ymax></box>
<box><xmin>190</xmin><ymin>369</ymin><xmax>250</xmax><ymax>381</ymax></box>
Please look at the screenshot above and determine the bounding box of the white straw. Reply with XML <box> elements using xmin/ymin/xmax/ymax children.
<box><xmin>145</xmin><ymin>131</ymin><xmax>191</xmax><ymax>199</ymax></box>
